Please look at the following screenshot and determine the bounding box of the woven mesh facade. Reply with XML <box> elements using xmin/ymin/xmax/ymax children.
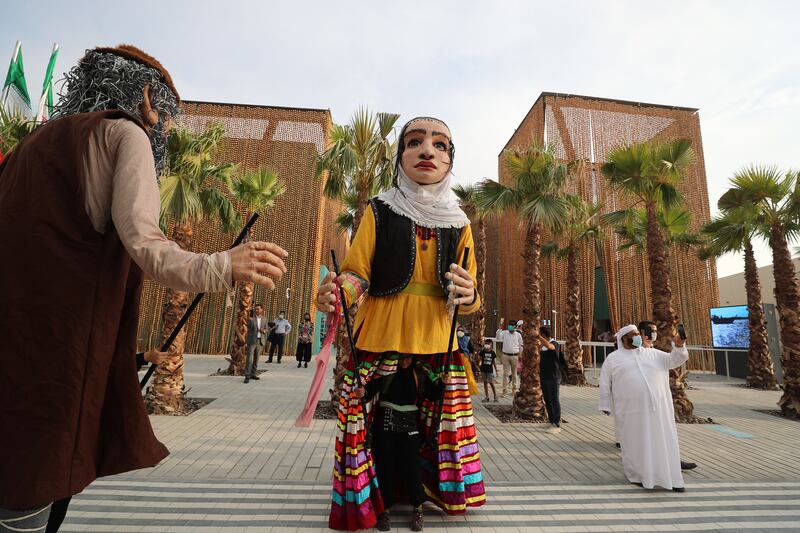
<box><xmin>136</xmin><ymin>101</ymin><xmax>348</xmax><ymax>355</ymax></box>
<box><xmin>489</xmin><ymin>93</ymin><xmax>719</xmax><ymax>350</ymax></box>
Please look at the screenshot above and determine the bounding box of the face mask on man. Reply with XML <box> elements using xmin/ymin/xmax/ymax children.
<box><xmin>508</xmin><ymin>325</ymin><xmax>514</xmax><ymax>332</ymax></box>
<box><xmin>650</xmin><ymin>331</ymin><xmax>657</xmax><ymax>342</ymax></box>
<box><xmin>484</xmin><ymin>344</ymin><xmax>492</xmax><ymax>351</ymax></box>
<box><xmin>631</xmin><ymin>335</ymin><xmax>643</xmax><ymax>348</ymax></box>
<box><xmin>457</xmin><ymin>331</ymin><xmax>465</xmax><ymax>338</ymax></box>
<box><xmin>279</xmin><ymin>314</ymin><xmax>285</xmax><ymax>320</ymax></box>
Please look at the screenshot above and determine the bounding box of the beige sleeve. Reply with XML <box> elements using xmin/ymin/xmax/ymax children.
<box><xmin>100</xmin><ymin>120</ymin><xmax>232</xmax><ymax>292</ymax></box>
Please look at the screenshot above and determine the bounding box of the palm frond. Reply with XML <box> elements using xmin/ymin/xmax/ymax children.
<box><xmin>474</xmin><ymin>179</ymin><xmax>521</xmax><ymax>214</ymax></box>
<box><xmin>334</xmin><ymin>210</ymin><xmax>355</xmax><ymax>235</ymax></box>
<box><xmin>198</xmin><ymin>187</ymin><xmax>238</xmax><ymax>233</ymax></box>
<box><xmin>232</xmin><ymin>167</ymin><xmax>286</xmax><ymax>212</ymax></box>
<box><xmin>601</xmin><ymin>208</ymin><xmax>638</xmax><ymax>227</ymax></box>
<box><xmin>160</xmin><ymin>173</ymin><xmax>202</xmax><ymax>225</ymax></box>
<box><xmin>541</xmin><ymin>241</ymin><xmax>560</xmax><ymax>258</ymax></box>
<box><xmin>519</xmin><ymin>193</ymin><xmax>569</xmax><ymax>232</ymax></box>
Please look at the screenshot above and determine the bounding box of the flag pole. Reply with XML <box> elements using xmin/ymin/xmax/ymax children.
<box><xmin>35</xmin><ymin>43</ymin><xmax>59</xmax><ymax>123</ymax></box>
<box><xmin>1</xmin><ymin>41</ymin><xmax>22</xmax><ymax>110</ymax></box>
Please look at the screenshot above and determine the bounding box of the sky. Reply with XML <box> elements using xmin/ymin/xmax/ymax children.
<box><xmin>5</xmin><ymin>0</ymin><xmax>799</xmax><ymax>277</ymax></box>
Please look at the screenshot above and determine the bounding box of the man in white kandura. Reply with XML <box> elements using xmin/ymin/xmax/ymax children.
<box><xmin>598</xmin><ymin>324</ymin><xmax>689</xmax><ymax>492</ymax></box>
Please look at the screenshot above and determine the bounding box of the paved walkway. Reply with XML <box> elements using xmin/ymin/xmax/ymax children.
<box><xmin>59</xmin><ymin>355</ymin><xmax>800</xmax><ymax>532</ymax></box>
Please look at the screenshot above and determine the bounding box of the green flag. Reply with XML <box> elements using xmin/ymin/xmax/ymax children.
<box><xmin>2</xmin><ymin>41</ymin><xmax>32</xmax><ymax>117</ymax></box>
<box><xmin>35</xmin><ymin>43</ymin><xmax>59</xmax><ymax>122</ymax></box>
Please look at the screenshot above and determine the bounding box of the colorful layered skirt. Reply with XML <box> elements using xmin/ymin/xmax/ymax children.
<box><xmin>329</xmin><ymin>351</ymin><xmax>486</xmax><ymax>531</ymax></box>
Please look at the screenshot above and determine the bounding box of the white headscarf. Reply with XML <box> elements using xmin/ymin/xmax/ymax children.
<box><xmin>376</xmin><ymin>166</ymin><xmax>470</xmax><ymax>229</ymax></box>
<box><xmin>614</xmin><ymin>324</ymin><xmax>638</xmax><ymax>350</ymax></box>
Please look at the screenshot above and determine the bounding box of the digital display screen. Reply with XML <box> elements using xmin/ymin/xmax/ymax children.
<box><xmin>710</xmin><ymin>305</ymin><xmax>749</xmax><ymax>349</ymax></box>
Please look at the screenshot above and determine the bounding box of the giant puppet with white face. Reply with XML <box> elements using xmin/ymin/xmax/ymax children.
<box><xmin>315</xmin><ymin>117</ymin><xmax>486</xmax><ymax>531</ymax></box>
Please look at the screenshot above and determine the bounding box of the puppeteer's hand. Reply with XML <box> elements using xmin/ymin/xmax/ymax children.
<box><xmin>445</xmin><ymin>263</ymin><xmax>475</xmax><ymax>306</ymax></box>
<box><xmin>144</xmin><ymin>349</ymin><xmax>170</xmax><ymax>365</ymax></box>
<box><xmin>674</xmin><ymin>334</ymin><xmax>686</xmax><ymax>348</ymax></box>
<box><xmin>230</xmin><ymin>242</ymin><xmax>288</xmax><ymax>290</ymax></box>
<box><xmin>353</xmin><ymin>387</ymin><xmax>366</xmax><ymax>399</ymax></box>
<box><xmin>316</xmin><ymin>272</ymin><xmax>345</xmax><ymax>313</ymax></box>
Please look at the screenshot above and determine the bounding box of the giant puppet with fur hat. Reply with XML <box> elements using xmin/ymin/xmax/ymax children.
<box><xmin>315</xmin><ymin>117</ymin><xmax>486</xmax><ymax>531</ymax></box>
<box><xmin>0</xmin><ymin>45</ymin><xmax>288</xmax><ymax>531</ymax></box>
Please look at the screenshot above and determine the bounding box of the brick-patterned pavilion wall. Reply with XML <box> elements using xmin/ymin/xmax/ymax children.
<box><xmin>136</xmin><ymin>100</ymin><xmax>348</xmax><ymax>356</ymax></box>
<box><xmin>494</xmin><ymin>93</ymin><xmax>719</xmax><ymax>348</ymax></box>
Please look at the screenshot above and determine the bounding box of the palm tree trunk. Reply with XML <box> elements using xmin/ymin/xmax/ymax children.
<box><xmin>513</xmin><ymin>224</ymin><xmax>546</xmax><ymax>420</ymax></box>
<box><xmin>564</xmin><ymin>247</ymin><xmax>586</xmax><ymax>385</ymax></box>
<box><xmin>743</xmin><ymin>239</ymin><xmax>777</xmax><ymax>390</ymax></box>
<box><xmin>145</xmin><ymin>221</ymin><xmax>192</xmax><ymax>414</ymax></box>
<box><xmin>226</xmin><ymin>281</ymin><xmax>254</xmax><ymax>375</ymax></box>
<box><xmin>473</xmin><ymin>217</ymin><xmax>487</xmax><ymax>346</ymax></box>
<box><xmin>644</xmin><ymin>202</ymin><xmax>695</xmax><ymax>422</ymax></box>
<box><xmin>769</xmin><ymin>222</ymin><xmax>800</xmax><ymax>417</ymax></box>
<box><xmin>350</xmin><ymin>185</ymin><xmax>371</xmax><ymax>243</ymax></box>
<box><xmin>226</xmin><ymin>222</ymin><xmax>254</xmax><ymax>376</ymax></box>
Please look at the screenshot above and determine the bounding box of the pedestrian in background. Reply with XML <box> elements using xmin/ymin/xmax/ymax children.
<box><xmin>296</xmin><ymin>312</ymin><xmax>314</xmax><ymax>368</ymax></box>
<box><xmin>268</xmin><ymin>311</ymin><xmax>292</xmax><ymax>363</ymax></box>
<box><xmin>539</xmin><ymin>326</ymin><xmax>565</xmax><ymax>433</ymax></box>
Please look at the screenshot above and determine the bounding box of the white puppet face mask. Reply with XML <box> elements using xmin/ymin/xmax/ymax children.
<box><xmin>399</xmin><ymin>118</ymin><xmax>453</xmax><ymax>185</ymax></box>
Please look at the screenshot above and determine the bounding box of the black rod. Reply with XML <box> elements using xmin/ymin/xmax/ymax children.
<box><xmin>432</xmin><ymin>247</ymin><xmax>471</xmax><ymax>442</ymax></box>
<box><xmin>139</xmin><ymin>212</ymin><xmax>260</xmax><ymax>390</ymax></box>
<box><xmin>331</xmin><ymin>249</ymin><xmax>362</xmax><ymax>388</ymax></box>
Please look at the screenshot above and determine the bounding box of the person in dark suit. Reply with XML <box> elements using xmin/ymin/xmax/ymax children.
<box><xmin>244</xmin><ymin>304</ymin><xmax>268</xmax><ymax>383</ymax></box>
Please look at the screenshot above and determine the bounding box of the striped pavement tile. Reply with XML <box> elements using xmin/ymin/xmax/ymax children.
<box><xmin>60</xmin><ymin>477</ymin><xmax>800</xmax><ymax>532</ymax></box>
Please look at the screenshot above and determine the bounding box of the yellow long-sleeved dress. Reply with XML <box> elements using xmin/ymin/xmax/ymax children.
<box><xmin>329</xmin><ymin>201</ymin><xmax>486</xmax><ymax>531</ymax></box>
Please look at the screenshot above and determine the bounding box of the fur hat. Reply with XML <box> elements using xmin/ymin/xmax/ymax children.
<box><xmin>84</xmin><ymin>44</ymin><xmax>180</xmax><ymax>103</ymax></box>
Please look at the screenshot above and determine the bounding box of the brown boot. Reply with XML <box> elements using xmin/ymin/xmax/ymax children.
<box><xmin>410</xmin><ymin>505</ymin><xmax>423</xmax><ymax>531</ymax></box>
<box><xmin>376</xmin><ymin>511</ymin><xmax>391</xmax><ymax>531</ymax></box>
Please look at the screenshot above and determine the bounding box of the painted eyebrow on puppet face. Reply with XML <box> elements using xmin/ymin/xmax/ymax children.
<box><xmin>405</xmin><ymin>127</ymin><xmax>451</xmax><ymax>141</ymax></box>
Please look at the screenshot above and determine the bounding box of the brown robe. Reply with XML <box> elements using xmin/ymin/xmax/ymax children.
<box><xmin>0</xmin><ymin>110</ymin><xmax>169</xmax><ymax>509</ymax></box>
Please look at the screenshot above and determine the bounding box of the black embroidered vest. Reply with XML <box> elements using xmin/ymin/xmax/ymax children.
<box><xmin>367</xmin><ymin>198</ymin><xmax>462</xmax><ymax>297</ymax></box>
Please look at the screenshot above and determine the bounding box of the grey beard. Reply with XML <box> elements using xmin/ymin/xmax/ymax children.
<box><xmin>149</xmin><ymin>117</ymin><xmax>169</xmax><ymax>177</ymax></box>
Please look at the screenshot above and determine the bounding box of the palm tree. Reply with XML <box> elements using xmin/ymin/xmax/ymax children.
<box><xmin>317</xmin><ymin>108</ymin><xmax>398</xmax><ymax>400</ymax></box>
<box><xmin>225</xmin><ymin>168</ymin><xmax>285</xmax><ymax>376</ymax></box>
<box><xmin>541</xmin><ymin>195</ymin><xmax>602</xmax><ymax>386</ymax></box>
<box><xmin>601</xmin><ymin>139</ymin><xmax>696</xmax><ymax>422</ymax></box>
<box><xmin>700</xmin><ymin>207</ymin><xmax>777</xmax><ymax>390</ymax></box>
<box><xmin>316</xmin><ymin>108</ymin><xmax>399</xmax><ymax>241</ymax></box>
<box><xmin>476</xmin><ymin>144</ymin><xmax>570</xmax><ymax>420</ymax></box>
<box><xmin>145</xmin><ymin>123</ymin><xmax>241</xmax><ymax>414</ymax></box>
<box><xmin>719</xmin><ymin>166</ymin><xmax>800</xmax><ymax>416</ymax></box>
<box><xmin>453</xmin><ymin>182</ymin><xmax>490</xmax><ymax>347</ymax></box>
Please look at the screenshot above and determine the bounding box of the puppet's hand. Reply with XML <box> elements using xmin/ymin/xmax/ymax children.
<box><xmin>445</xmin><ymin>263</ymin><xmax>475</xmax><ymax>306</ymax></box>
<box><xmin>316</xmin><ymin>272</ymin><xmax>343</xmax><ymax>313</ymax></box>
<box><xmin>144</xmin><ymin>349</ymin><xmax>170</xmax><ymax>365</ymax></box>
<box><xmin>230</xmin><ymin>241</ymin><xmax>288</xmax><ymax>290</ymax></box>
